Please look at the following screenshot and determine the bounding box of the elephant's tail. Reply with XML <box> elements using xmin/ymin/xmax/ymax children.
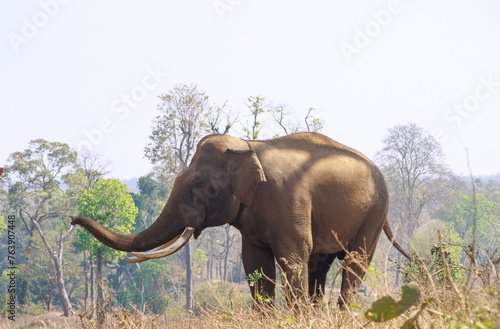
<box><xmin>383</xmin><ymin>218</ymin><xmax>412</xmax><ymax>262</ymax></box>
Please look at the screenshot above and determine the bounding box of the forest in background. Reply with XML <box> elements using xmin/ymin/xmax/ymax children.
<box><xmin>0</xmin><ymin>84</ymin><xmax>499</xmax><ymax>321</ymax></box>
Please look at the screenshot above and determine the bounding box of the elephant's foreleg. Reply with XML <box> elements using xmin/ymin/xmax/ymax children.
<box><xmin>275</xmin><ymin>251</ymin><xmax>311</xmax><ymax>307</ymax></box>
<box><xmin>241</xmin><ymin>239</ymin><xmax>276</xmax><ymax>304</ymax></box>
<box><xmin>271</xmin><ymin>227</ymin><xmax>313</xmax><ymax>307</ymax></box>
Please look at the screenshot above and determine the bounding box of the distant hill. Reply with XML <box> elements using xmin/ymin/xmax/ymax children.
<box><xmin>477</xmin><ymin>172</ymin><xmax>500</xmax><ymax>183</ymax></box>
<box><xmin>121</xmin><ymin>177</ymin><xmax>139</xmax><ymax>193</ymax></box>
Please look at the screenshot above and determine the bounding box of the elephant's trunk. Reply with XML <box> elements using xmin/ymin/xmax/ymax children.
<box><xmin>71</xmin><ymin>201</ymin><xmax>187</xmax><ymax>253</ymax></box>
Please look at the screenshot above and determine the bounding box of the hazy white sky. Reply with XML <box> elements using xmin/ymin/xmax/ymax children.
<box><xmin>1</xmin><ymin>0</ymin><xmax>499</xmax><ymax>179</ymax></box>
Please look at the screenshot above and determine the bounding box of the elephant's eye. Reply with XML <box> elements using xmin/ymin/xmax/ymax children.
<box><xmin>194</xmin><ymin>180</ymin><xmax>203</xmax><ymax>189</ymax></box>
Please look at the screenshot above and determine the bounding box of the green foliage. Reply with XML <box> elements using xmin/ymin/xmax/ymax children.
<box><xmin>243</xmin><ymin>96</ymin><xmax>267</xmax><ymax>140</ymax></box>
<box><xmin>436</xmin><ymin>193</ymin><xmax>500</xmax><ymax>251</ymax></box>
<box><xmin>364</xmin><ymin>256</ymin><xmax>381</xmax><ymax>289</ymax></box>
<box><xmin>193</xmin><ymin>248</ymin><xmax>208</xmax><ymax>278</ymax></box>
<box><xmin>405</xmin><ymin>219</ymin><xmax>465</xmax><ymax>286</ymax></box>
<box><xmin>6</xmin><ymin>139</ymin><xmax>77</xmax><ymax>221</ymax></box>
<box><xmin>364</xmin><ymin>282</ymin><xmax>421</xmax><ymax>322</ymax></box>
<box><xmin>0</xmin><ymin>211</ymin><xmax>5</xmax><ymax>233</ymax></box>
<box><xmin>77</xmin><ymin>178</ymin><xmax>138</xmax><ymax>260</ymax></box>
<box><xmin>410</xmin><ymin>219</ymin><xmax>463</xmax><ymax>264</ymax></box>
<box><xmin>403</xmin><ymin>243</ymin><xmax>464</xmax><ymax>287</ymax></box>
<box><xmin>476</xmin><ymin>178</ymin><xmax>500</xmax><ymax>203</ymax></box>
<box><xmin>132</xmin><ymin>175</ymin><xmax>170</xmax><ymax>231</ymax></box>
<box><xmin>430</xmin><ymin>244</ymin><xmax>464</xmax><ymax>284</ymax></box>
<box><xmin>2</xmin><ymin>139</ymin><xmax>78</xmax><ymax>315</ymax></box>
<box><xmin>62</xmin><ymin>171</ymin><xmax>87</xmax><ymax>204</ymax></box>
<box><xmin>245</xmin><ymin>270</ymin><xmax>262</xmax><ymax>287</ymax></box>
<box><xmin>18</xmin><ymin>301</ymin><xmax>47</xmax><ymax>316</ymax></box>
<box><xmin>116</xmin><ymin>259</ymin><xmax>172</xmax><ymax>314</ymax></box>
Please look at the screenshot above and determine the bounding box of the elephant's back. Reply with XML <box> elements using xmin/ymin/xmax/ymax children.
<box><xmin>258</xmin><ymin>132</ymin><xmax>375</xmax><ymax>166</ymax></box>
<box><xmin>253</xmin><ymin>132</ymin><xmax>383</xmax><ymax>188</ymax></box>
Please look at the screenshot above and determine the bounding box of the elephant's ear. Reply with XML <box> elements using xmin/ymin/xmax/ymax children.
<box><xmin>226</xmin><ymin>149</ymin><xmax>266</xmax><ymax>206</ymax></box>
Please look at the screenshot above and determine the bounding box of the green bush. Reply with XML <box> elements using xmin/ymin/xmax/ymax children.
<box><xmin>402</xmin><ymin>243</ymin><xmax>464</xmax><ymax>287</ymax></box>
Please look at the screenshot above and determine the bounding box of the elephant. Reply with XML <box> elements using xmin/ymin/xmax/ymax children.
<box><xmin>71</xmin><ymin>132</ymin><xmax>411</xmax><ymax>308</ymax></box>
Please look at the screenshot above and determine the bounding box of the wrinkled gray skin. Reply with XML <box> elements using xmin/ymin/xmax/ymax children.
<box><xmin>72</xmin><ymin>132</ymin><xmax>410</xmax><ymax>308</ymax></box>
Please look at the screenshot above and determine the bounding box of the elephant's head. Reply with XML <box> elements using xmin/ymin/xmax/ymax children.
<box><xmin>71</xmin><ymin>135</ymin><xmax>266</xmax><ymax>263</ymax></box>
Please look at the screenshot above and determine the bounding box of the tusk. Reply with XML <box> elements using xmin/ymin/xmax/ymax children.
<box><xmin>124</xmin><ymin>233</ymin><xmax>183</xmax><ymax>263</ymax></box>
<box><xmin>124</xmin><ymin>236</ymin><xmax>183</xmax><ymax>263</ymax></box>
<box><xmin>124</xmin><ymin>227</ymin><xmax>195</xmax><ymax>263</ymax></box>
<box><xmin>124</xmin><ymin>255</ymin><xmax>146</xmax><ymax>264</ymax></box>
<box><xmin>137</xmin><ymin>232</ymin><xmax>183</xmax><ymax>254</ymax></box>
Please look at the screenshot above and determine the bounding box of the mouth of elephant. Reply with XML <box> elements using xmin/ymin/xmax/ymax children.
<box><xmin>193</xmin><ymin>205</ymin><xmax>210</xmax><ymax>239</ymax></box>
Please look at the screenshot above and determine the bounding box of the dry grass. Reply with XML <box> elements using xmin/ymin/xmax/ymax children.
<box><xmin>5</xmin><ymin>277</ymin><xmax>498</xmax><ymax>329</ymax></box>
<box><xmin>4</xmin><ymin>243</ymin><xmax>500</xmax><ymax>329</ymax></box>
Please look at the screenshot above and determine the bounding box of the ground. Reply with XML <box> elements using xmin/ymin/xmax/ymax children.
<box><xmin>0</xmin><ymin>312</ymin><xmax>77</xmax><ymax>329</ymax></box>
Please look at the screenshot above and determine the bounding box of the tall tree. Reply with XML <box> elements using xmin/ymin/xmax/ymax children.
<box><xmin>77</xmin><ymin>179</ymin><xmax>138</xmax><ymax>323</ymax></box>
<box><xmin>144</xmin><ymin>83</ymin><xmax>213</xmax><ymax>312</ymax></box>
<box><xmin>145</xmin><ymin>83</ymin><xmax>211</xmax><ymax>176</ymax></box>
<box><xmin>5</xmin><ymin>139</ymin><xmax>77</xmax><ymax>316</ymax></box>
<box><xmin>375</xmin><ymin>123</ymin><xmax>456</xmax><ymax>239</ymax></box>
<box><xmin>64</xmin><ymin>151</ymin><xmax>111</xmax><ymax>310</ymax></box>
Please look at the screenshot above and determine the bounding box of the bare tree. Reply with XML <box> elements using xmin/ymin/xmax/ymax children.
<box><xmin>145</xmin><ymin>83</ymin><xmax>213</xmax><ymax>312</ymax></box>
<box><xmin>271</xmin><ymin>106</ymin><xmax>324</xmax><ymax>137</ymax></box>
<box><xmin>77</xmin><ymin>150</ymin><xmax>112</xmax><ymax>190</ymax></box>
<box><xmin>208</xmin><ymin>101</ymin><xmax>238</xmax><ymax>136</ymax></box>
<box><xmin>375</xmin><ymin>123</ymin><xmax>455</xmax><ymax>238</ymax></box>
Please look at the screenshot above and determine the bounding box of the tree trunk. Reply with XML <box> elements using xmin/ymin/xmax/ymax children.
<box><xmin>55</xmin><ymin>257</ymin><xmax>72</xmax><ymax>316</ymax></box>
<box><xmin>91</xmin><ymin>257</ymin><xmax>95</xmax><ymax>313</ymax></box>
<box><xmin>206</xmin><ymin>258</ymin><xmax>210</xmax><ymax>280</ymax></box>
<box><xmin>96</xmin><ymin>248</ymin><xmax>104</xmax><ymax>325</ymax></box>
<box><xmin>218</xmin><ymin>259</ymin><xmax>222</xmax><ymax>280</ymax></box>
<box><xmin>185</xmin><ymin>240</ymin><xmax>194</xmax><ymax>312</ymax></box>
<box><xmin>237</xmin><ymin>257</ymin><xmax>245</xmax><ymax>282</ymax></box>
<box><xmin>209</xmin><ymin>256</ymin><xmax>213</xmax><ymax>280</ymax></box>
<box><xmin>30</xmin><ymin>219</ymin><xmax>73</xmax><ymax>316</ymax></box>
<box><xmin>395</xmin><ymin>251</ymin><xmax>402</xmax><ymax>286</ymax></box>
<box><xmin>223</xmin><ymin>250</ymin><xmax>229</xmax><ymax>282</ymax></box>
<box><xmin>222</xmin><ymin>227</ymin><xmax>233</xmax><ymax>282</ymax></box>
<box><xmin>84</xmin><ymin>250</ymin><xmax>89</xmax><ymax>310</ymax></box>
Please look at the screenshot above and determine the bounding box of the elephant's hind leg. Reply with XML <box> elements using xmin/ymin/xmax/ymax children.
<box><xmin>338</xmin><ymin>206</ymin><xmax>385</xmax><ymax>309</ymax></box>
<box><xmin>308</xmin><ymin>253</ymin><xmax>335</xmax><ymax>304</ymax></box>
<box><xmin>338</xmin><ymin>226</ymin><xmax>381</xmax><ymax>309</ymax></box>
<box><xmin>338</xmin><ymin>249</ymin><xmax>374</xmax><ymax>309</ymax></box>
